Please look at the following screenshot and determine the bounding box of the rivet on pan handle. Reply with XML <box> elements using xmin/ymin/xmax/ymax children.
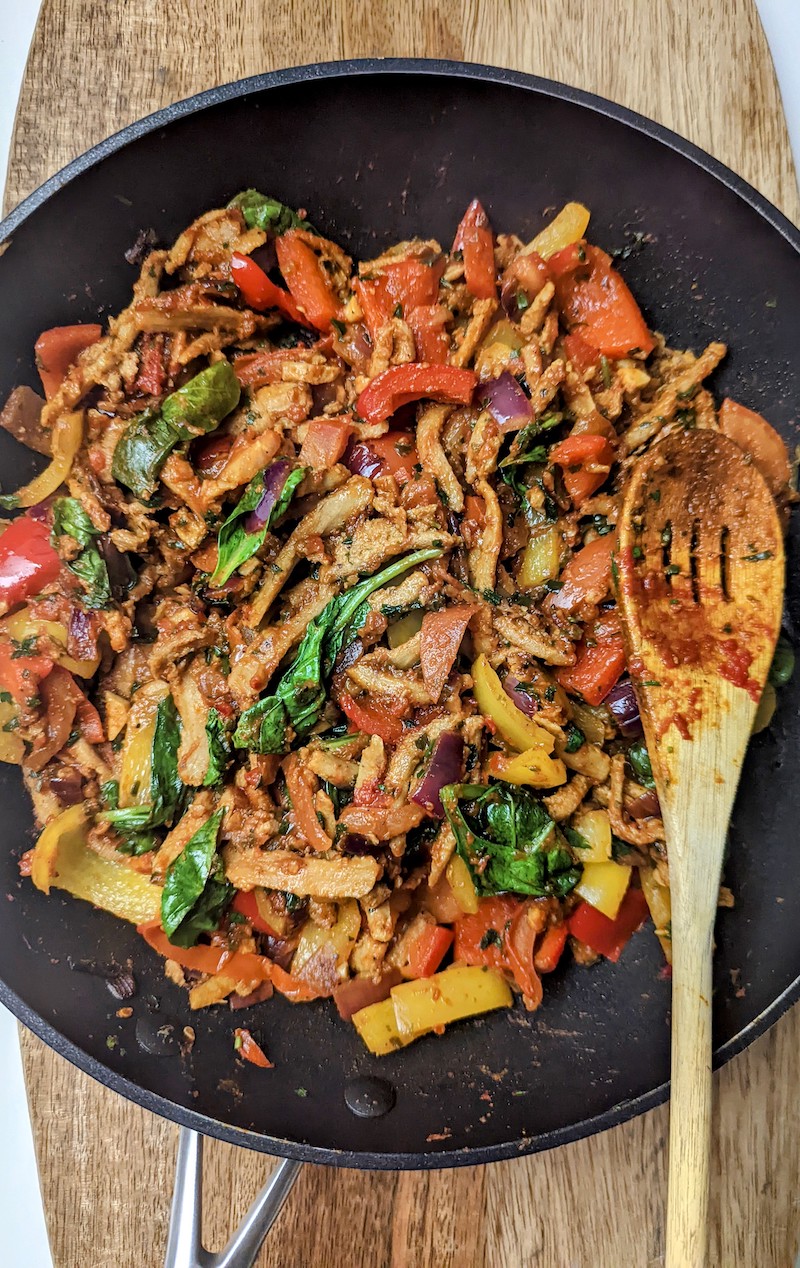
<box><xmin>163</xmin><ymin>1126</ymin><xmax>302</xmax><ymax>1268</ymax></box>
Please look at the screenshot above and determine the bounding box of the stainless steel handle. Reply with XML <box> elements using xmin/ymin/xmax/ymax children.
<box><xmin>164</xmin><ymin>1127</ymin><xmax>302</xmax><ymax>1268</ymax></box>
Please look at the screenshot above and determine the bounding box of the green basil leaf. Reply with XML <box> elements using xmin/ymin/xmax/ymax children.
<box><xmin>210</xmin><ymin>465</ymin><xmax>306</xmax><ymax>587</ymax></box>
<box><xmin>233</xmin><ymin>546</ymin><xmax>443</xmax><ymax>754</ymax></box>
<box><xmin>160</xmin><ymin>361</ymin><xmax>241</xmax><ymax>435</ymax></box>
<box><xmin>69</xmin><ymin>545</ymin><xmax>112</xmax><ymax>610</ymax></box>
<box><xmin>203</xmin><ymin>708</ymin><xmax>233</xmax><ymax>786</ymax></box>
<box><xmin>160</xmin><ymin>808</ymin><xmax>231</xmax><ymax>946</ymax></box>
<box><xmin>627</xmin><ymin>742</ymin><xmax>655</xmax><ymax>789</ymax></box>
<box><xmin>52</xmin><ymin>496</ymin><xmax>99</xmax><ymax>548</ymax></box>
<box><xmin>441</xmin><ymin>782</ymin><xmax>582</xmax><ymax>898</ymax></box>
<box><xmin>103</xmin><ymin>694</ymin><xmax>183</xmax><ymax>836</ymax></box>
<box><xmin>112</xmin><ymin>363</ymin><xmax>240</xmax><ymax>498</ymax></box>
<box><xmin>227</xmin><ymin>189</ymin><xmax>316</xmax><ymax>236</ymax></box>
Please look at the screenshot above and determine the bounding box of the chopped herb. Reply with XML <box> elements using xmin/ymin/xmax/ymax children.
<box><xmin>331</xmin><ymin>319</ymin><xmax>346</xmax><ymax>337</ymax></box>
<box><xmin>10</xmin><ymin>636</ymin><xmax>37</xmax><ymax>659</ymax></box>
<box><xmin>632</xmin><ymin>545</ymin><xmax>644</xmax><ymax>560</ymax></box>
<box><xmin>742</xmin><ymin>550</ymin><xmax>774</xmax><ymax>562</ymax></box>
<box><xmin>516</xmin><ymin>292</ymin><xmax>530</xmax><ymax>312</ymax></box>
<box><xmin>564</xmin><ymin>722</ymin><xmax>585</xmax><ymax>753</ymax></box>
<box><xmin>479</xmin><ymin>928</ymin><xmax>503</xmax><ymax>950</ymax></box>
<box><xmin>627</xmin><ymin>742</ymin><xmax>655</xmax><ymax>789</ymax></box>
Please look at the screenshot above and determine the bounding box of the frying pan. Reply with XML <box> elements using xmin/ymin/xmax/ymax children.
<box><xmin>1</xmin><ymin>56</ymin><xmax>799</xmax><ymax>1259</ymax></box>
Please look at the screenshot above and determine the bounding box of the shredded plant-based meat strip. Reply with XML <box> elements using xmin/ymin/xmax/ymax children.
<box><xmin>3</xmin><ymin>188</ymin><xmax>789</xmax><ymax>1054</ymax></box>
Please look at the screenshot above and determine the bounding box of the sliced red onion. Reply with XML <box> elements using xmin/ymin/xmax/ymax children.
<box><xmin>243</xmin><ymin>460</ymin><xmax>291</xmax><ymax>533</ymax></box>
<box><xmin>412</xmin><ymin>731</ymin><xmax>464</xmax><ymax>818</ymax></box>
<box><xmin>478</xmin><ymin>371</ymin><xmax>532</xmax><ymax>433</ymax></box>
<box><xmin>97</xmin><ymin>535</ymin><xmax>136</xmax><ymax>600</ymax></box>
<box><xmin>605</xmin><ymin>677</ymin><xmax>644</xmax><ymax>738</ymax></box>
<box><xmin>26</xmin><ymin>497</ymin><xmax>54</xmax><ymax>524</ymax></box>
<box><xmin>628</xmin><ymin>789</ymin><xmax>662</xmax><ymax>820</ymax></box>
<box><xmin>68</xmin><ymin>607</ymin><xmax>99</xmax><ymax>662</ymax></box>
<box><xmin>344</xmin><ymin>438</ymin><xmax>382</xmax><ymax>480</ymax></box>
<box><xmin>45</xmin><ymin>768</ymin><xmax>84</xmax><ymax>807</ymax></box>
<box><xmin>229</xmin><ymin>981</ymin><xmax>274</xmax><ymax>1010</ymax></box>
<box><xmin>333</xmin><ymin>968</ymin><xmax>403</xmax><ymax>1021</ymax></box>
<box><xmin>502</xmin><ymin>672</ymin><xmax>538</xmax><ymax>718</ymax></box>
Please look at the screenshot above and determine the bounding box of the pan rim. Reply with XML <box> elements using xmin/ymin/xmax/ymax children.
<box><xmin>1</xmin><ymin>56</ymin><xmax>798</xmax><ymax>1169</ymax></box>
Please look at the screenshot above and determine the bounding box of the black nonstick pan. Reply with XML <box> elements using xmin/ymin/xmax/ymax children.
<box><xmin>1</xmin><ymin>61</ymin><xmax>799</xmax><ymax>1186</ymax></box>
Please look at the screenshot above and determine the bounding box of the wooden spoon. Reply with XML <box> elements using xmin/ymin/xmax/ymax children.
<box><xmin>616</xmin><ymin>428</ymin><xmax>784</xmax><ymax>1268</ymax></box>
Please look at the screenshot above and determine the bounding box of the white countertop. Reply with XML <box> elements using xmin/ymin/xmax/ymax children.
<box><xmin>0</xmin><ymin>5</ymin><xmax>798</xmax><ymax>1266</ymax></box>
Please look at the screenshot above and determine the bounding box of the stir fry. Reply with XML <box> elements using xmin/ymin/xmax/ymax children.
<box><xmin>1</xmin><ymin>191</ymin><xmax>793</xmax><ymax>1056</ymax></box>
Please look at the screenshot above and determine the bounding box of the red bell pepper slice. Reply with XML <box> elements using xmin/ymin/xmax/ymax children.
<box><xmin>550</xmin><ymin>432</ymin><xmax>615</xmax><ymax>507</ymax></box>
<box><xmin>563</xmin><ymin>332</ymin><xmax>602</xmax><ymax>377</ymax></box>
<box><xmin>231</xmin><ymin>890</ymin><xmax>279</xmax><ymax>936</ymax></box>
<box><xmin>135</xmin><ymin>333</ymin><xmax>167</xmax><ymax>396</ymax></box>
<box><xmin>454</xmin><ymin>896</ymin><xmax>541</xmax><ymax>1004</ymax></box>
<box><xmin>270</xmin><ymin>962</ymin><xmax>328</xmax><ymax>1003</ymax></box>
<box><xmin>549</xmin><ymin>242</ymin><xmax>655</xmax><ymax>358</ymax></box>
<box><xmin>0</xmin><ymin>639</ymin><xmax>54</xmax><ymax>706</ymax></box>
<box><xmin>533</xmin><ymin>923</ymin><xmax>569</xmax><ymax>973</ymax></box>
<box><xmin>298</xmin><ymin>419</ymin><xmax>353</xmax><ymax>471</ymax></box>
<box><xmin>35</xmin><ymin>324</ymin><xmax>102</xmax><ymax>400</ymax></box>
<box><xmin>348</xmin><ymin>430</ymin><xmax>419</xmax><ymax>483</ymax></box>
<box><xmin>453</xmin><ymin>199</ymin><xmax>498</xmax><ymax>300</ymax></box>
<box><xmin>557</xmin><ymin>609</ymin><xmax>626</xmax><ymax>706</ymax></box>
<box><xmin>355</xmin><ymin>257</ymin><xmax>445</xmax><ymax>342</ymax></box>
<box><xmin>419</xmin><ymin>605</ymin><xmax>475</xmax><ymax>702</ymax></box>
<box><xmin>406</xmin><ymin>304</ymin><xmax>450</xmax><ymax>363</ymax></box>
<box><xmin>569</xmin><ymin>888</ymin><xmax>650</xmax><ymax>962</ymax></box>
<box><xmin>233</xmin><ymin>1027</ymin><xmax>273</xmax><ymax>1068</ymax></box>
<box><xmin>137</xmin><ymin>922</ymin><xmax>273</xmax><ymax>982</ymax></box>
<box><xmin>275</xmin><ymin>232</ymin><xmax>341</xmax><ymax>331</ymax></box>
<box><xmin>356</xmin><ymin>364</ymin><xmax>477</xmax><ymax>425</ymax></box>
<box><xmin>547</xmin><ymin>534</ymin><xmax>615</xmax><ymax>614</ymax></box>
<box><xmin>339</xmin><ymin>691</ymin><xmax>405</xmax><ymax>745</ymax></box>
<box><xmin>405</xmin><ymin>924</ymin><xmax>454</xmax><ymax>979</ymax></box>
<box><xmin>230</xmin><ymin>251</ymin><xmax>305</xmax><ymax>324</ymax></box>
<box><xmin>0</xmin><ymin>516</ymin><xmax>62</xmax><ymax>611</ymax></box>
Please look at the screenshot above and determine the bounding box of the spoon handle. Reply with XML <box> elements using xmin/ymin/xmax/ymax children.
<box><xmin>665</xmin><ymin>896</ymin><xmax>716</xmax><ymax>1268</ymax></box>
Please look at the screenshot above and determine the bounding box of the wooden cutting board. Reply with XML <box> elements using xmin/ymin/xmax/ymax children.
<box><xmin>8</xmin><ymin>2</ymin><xmax>800</xmax><ymax>1265</ymax></box>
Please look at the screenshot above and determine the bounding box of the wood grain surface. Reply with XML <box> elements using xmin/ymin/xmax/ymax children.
<box><xmin>8</xmin><ymin>2</ymin><xmax>800</xmax><ymax>1266</ymax></box>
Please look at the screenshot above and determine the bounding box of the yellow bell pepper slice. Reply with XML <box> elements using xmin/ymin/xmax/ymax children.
<box><xmin>9</xmin><ymin>411</ymin><xmax>84</xmax><ymax>508</ymax></box>
<box><xmin>570</xmin><ymin>808</ymin><xmax>612</xmax><ymax>862</ymax></box>
<box><xmin>0</xmin><ymin>697</ymin><xmax>23</xmax><ymax>763</ymax></box>
<box><xmin>291</xmin><ymin>899</ymin><xmax>361</xmax><ymax>981</ymax></box>
<box><xmin>526</xmin><ymin>202</ymin><xmax>591</xmax><ymax>261</ymax></box>
<box><xmin>445</xmin><ymin>853</ymin><xmax>480</xmax><ymax>915</ymax></box>
<box><xmin>1</xmin><ymin>607</ymin><xmax>100</xmax><ymax>678</ymax></box>
<box><xmin>479</xmin><ymin>317</ymin><xmax>524</xmax><ymax>354</ymax></box>
<box><xmin>640</xmin><ymin>867</ymin><xmax>672</xmax><ymax>964</ymax></box>
<box><xmin>488</xmin><ymin>746</ymin><xmax>567</xmax><ymax>789</ymax></box>
<box><xmin>391</xmin><ymin>965</ymin><xmax>513</xmax><ymax>1038</ymax></box>
<box><xmin>30</xmin><ymin>803</ymin><xmax>161</xmax><ymax>924</ymax></box>
<box><xmin>518</xmin><ymin>525</ymin><xmax>561</xmax><ymax>588</ymax></box>
<box><xmin>575</xmin><ymin>860</ymin><xmax>632</xmax><ymax>920</ymax></box>
<box><xmin>387</xmin><ymin>609</ymin><xmax>424</xmax><ymax>649</ymax></box>
<box><xmin>472</xmin><ymin>654</ymin><xmax>554</xmax><ymax>753</ymax></box>
<box><xmin>118</xmin><ymin>685</ymin><xmax>168</xmax><ymax>807</ymax></box>
<box><xmin>352</xmin><ymin>997</ymin><xmax>419</xmax><ymax>1056</ymax></box>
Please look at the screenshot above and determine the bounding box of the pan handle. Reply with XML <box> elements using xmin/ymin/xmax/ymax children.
<box><xmin>163</xmin><ymin>1126</ymin><xmax>302</xmax><ymax>1268</ymax></box>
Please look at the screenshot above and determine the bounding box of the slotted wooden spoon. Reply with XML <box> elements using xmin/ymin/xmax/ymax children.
<box><xmin>616</xmin><ymin>428</ymin><xmax>785</xmax><ymax>1268</ymax></box>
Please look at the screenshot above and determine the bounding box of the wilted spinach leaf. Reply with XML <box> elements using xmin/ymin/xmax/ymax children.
<box><xmin>161</xmin><ymin>807</ymin><xmax>232</xmax><ymax>947</ymax></box>
<box><xmin>441</xmin><ymin>782</ymin><xmax>582</xmax><ymax>897</ymax></box>
<box><xmin>234</xmin><ymin>546</ymin><xmax>443</xmax><ymax>754</ymax></box>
